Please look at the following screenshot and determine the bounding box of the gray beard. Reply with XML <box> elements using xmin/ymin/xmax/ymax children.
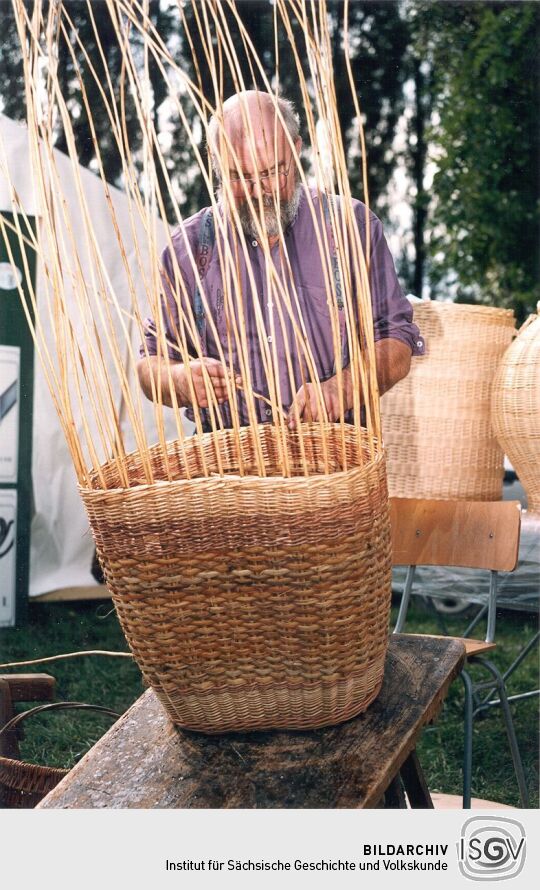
<box><xmin>219</xmin><ymin>182</ymin><xmax>302</xmax><ymax>240</ymax></box>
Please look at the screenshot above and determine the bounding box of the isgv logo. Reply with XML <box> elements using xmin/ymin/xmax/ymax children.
<box><xmin>458</xmin><ymin>816</ymin><xmax>526</xmax><ymax>881</ymax></box>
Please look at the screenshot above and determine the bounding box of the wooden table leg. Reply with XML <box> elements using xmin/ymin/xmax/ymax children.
<box><xmin>399</xmin><ymin>749</ymin><xmax>434</xmax><ymax>809</ymax></box>
<box><xmin>0</xmin><ymin>678</ymin><xmax>20</xmax><ymax>759</ymax></box>
<box><xmin>383</xmin><ymin>774</ymin><xmax>407</xmax><ymax>809</ymax></box>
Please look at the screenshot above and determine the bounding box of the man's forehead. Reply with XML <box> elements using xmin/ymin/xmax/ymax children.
<box><xmin>225</xmin><ymin>107</ymin><xmax>285</xmax><ymax>136</ymax></box>
<box><xmin>222</xmin><ymin>117</ymin><xmax>288</xmax><ymax>167</ymax></box>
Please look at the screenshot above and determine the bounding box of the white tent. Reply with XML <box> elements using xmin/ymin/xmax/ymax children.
<box><xmin>0</xmin><ymin>113</ymin><xmax>183</xmax><ymax>600</ymax></box>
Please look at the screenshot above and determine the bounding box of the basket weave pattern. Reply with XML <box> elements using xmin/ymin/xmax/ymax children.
<box><xmin>0</xmin><ymin>757</ymin><xmax>67</xmax><ymax>809</ymax></box>
<box><xmin>82</xmin><ymin>425</ymin><xmax>392</xmax><ymax>733</ymax></box>
<box><xmin>491</xmin><ymin>308</ymin><xmax>540</xmax><ymax>513</ymax></box>
<box><xmin>381</xmin><ymin>302</ymin><xmax>515</xmax><ymax>500</ymax></box>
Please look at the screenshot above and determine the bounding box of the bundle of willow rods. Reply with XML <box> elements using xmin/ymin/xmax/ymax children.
<box><xmin>3</xmin><ymin>0</ymin><xmax>392</xmax><ymax>732</ymax></box>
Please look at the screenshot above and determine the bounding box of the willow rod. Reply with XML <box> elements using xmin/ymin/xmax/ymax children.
<box><xmin>7</xmin><ymin>0</ymin><xmax>385</xmax><ymax>488</ymax></box>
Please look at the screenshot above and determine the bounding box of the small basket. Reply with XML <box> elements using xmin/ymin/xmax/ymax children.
<box><xmin>81</xmin><ymin>423</ymin><xmax>393</xmax><ymax>733</ymax></box>
<box><xmin>0</xmin><ymin>702</ymin><xmax>120</xmax><ymax>808</ymax></box>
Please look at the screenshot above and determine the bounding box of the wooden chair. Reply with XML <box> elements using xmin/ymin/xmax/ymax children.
<box><xmin>389</xmin><ymin>497</ymin><xmax>529</xmax><ymax>808</ymax></box>
<box><xmin>0</xmin><ymin>674</ymin><xmax>57</xmax><ymax>807</ymax></box>
<box><xmin>0</xmin><ymin>674</ymin><xmax>57</xmax><ymax>761</ymax></box>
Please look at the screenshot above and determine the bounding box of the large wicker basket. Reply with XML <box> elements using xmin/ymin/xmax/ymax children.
<box><xmin>381</xmin><ymin>301</ymin><xmax>515</xmax><ymax>500</ymax></box>
<box><xmin>81</xmin><ymin>424</ymin><xmax>392</xmax><ymax>733</ymax></box>
<box><xmin>491</xmin><ymin>305</ymin><xmax>540</xmax><ymax>514</ymax></box>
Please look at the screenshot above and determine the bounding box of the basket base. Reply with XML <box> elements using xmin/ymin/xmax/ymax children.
<box><xmin>151</xmin><ymin>658</ymin><xmax>386</xmax><ymax>734</ymax></box>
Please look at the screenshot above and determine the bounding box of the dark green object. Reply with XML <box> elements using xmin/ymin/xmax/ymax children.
<box><xmin>0</xmin><ymin>211</ymin><xmax>37</xmax><ymax>624</ymax></box>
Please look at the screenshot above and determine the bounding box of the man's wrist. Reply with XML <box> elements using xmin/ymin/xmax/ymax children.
<box><xmin>169</xmin><ymin>362</ymin><xmax>188</xmax><ymax>407</ymax></box>
<box><xmin>330</xmin><ymin>365</ymin><xmax>354</xmax><ymax>411</ymax></box>
<box><xmin>140</xmin><ymin>356</ymin><xmax>188</xmax><ymax>408</ymax></box>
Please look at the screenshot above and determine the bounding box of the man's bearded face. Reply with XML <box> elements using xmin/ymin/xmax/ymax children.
<box><xmin>216</xmin><ymin>120</ymin><xmax>302</xmax><ymax>240</ymax></box>
<box><xmin>235</xmin><ymin>180</ymin><xmax>301</xmax><ymax>239</ymax></box>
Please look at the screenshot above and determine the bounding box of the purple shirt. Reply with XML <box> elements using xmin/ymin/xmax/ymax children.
<box><xmin>143</xmin><ymin>187</ymin><xmax>424</xmax><ymax>426</ymax></box>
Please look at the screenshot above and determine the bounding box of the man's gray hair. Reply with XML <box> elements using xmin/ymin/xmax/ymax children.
<box><xmin>207</xmin><ymin>94</ymin><xmax>300</xmax><ymax>172</ymax></box>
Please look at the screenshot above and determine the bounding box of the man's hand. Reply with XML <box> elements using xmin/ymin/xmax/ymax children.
<box><xmin>174</xmin><ymin>357</ymin><xmax>230</xmax><ymax>407</ymax></box>
<box><xmin>137</xmin><ymin>356</ymin><xmax>230</xmax><ymax>409</ymax></box>
<box><xmin>287</xmin><ymin>371</ymin><xmax>353</xmax><ymax>429</ymax></box>
<box><xmin>286</xmin><ymin>339</ymin><xmax>412</xmax><ymax>428</ymax></box>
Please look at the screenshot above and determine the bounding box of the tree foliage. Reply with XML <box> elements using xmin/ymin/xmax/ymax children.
<box><xmin>326</xmin><ymin>0</ymin><xmax>408</xmax><ymax>213</ymax></box>
<box><xmin>163</xmin><ymin>1</ymin><xmax>408</xmax><ymax>218</ymax></box>
<box><xmin>411</xmin><ymin>1</ymin><xmax>540</xmax><ymax>319</ymax></box>
<box><xmin>0</xmin><ymin>2</ymin><xmax>176</xmax><ymax>200</ymax></box>
<box><xmin>0</xmin><ymin>1</ymin><xmax>407</xmax><ymax>221</ymax></box>
<box><xmin>0</xmin><ymin>1</ymin><xmax>538</xmax><ymax>319</ymax></box>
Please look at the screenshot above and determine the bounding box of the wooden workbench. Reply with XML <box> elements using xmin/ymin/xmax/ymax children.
<box><xmin>39</xmin><ymin>634</ymin><xmax>465</xmax><ymax>809</ymax></box>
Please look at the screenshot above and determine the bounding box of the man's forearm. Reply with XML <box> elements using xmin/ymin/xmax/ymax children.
<box><xmin>137</xmin><ymin>356</ymin><xmax>185</xmax><ymax>408</ymax></box>
<box><xmin>138</xmin><ymin>355</ymin><xmax>230</xmax><ymax>409</ymax></box>
<box><xmin>337</xmin><ymin>338</ymin><xmax>412</xmax><ymax>407</ymax></box>
<box><xmin>374</xmin><ymin>338</ymin><xmax>412</xmax><ymax>395</ymax></box>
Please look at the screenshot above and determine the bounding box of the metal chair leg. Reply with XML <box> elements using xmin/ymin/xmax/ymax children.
<box><xmin>463</xmin><ymin>603</ymin><xmax>488</xmax><ymax>639</ymax></box>
<box><xmin>461</xmin><ymin>669</ymin><xmax>474</xmax><ymax>809</ymax></box>
<box><xmin>478</xmin><ymin>630</ymin><xmax>540</xmax><ymax>708</ymax></box>
<box><xmin>393</xmin><ymin>565</ymin><xmax>416</xmax><ymax>633</ymax></box>
<box><xmin>471</xmin><ymin>657</ymin><xmax>530</xmax><ymax>808</ymax></box>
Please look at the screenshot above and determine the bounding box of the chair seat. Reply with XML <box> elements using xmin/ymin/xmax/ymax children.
<box><xmin>404</xmin><ymin>634</ymin><xmax>497</xmax><ymax>657</ymax></box>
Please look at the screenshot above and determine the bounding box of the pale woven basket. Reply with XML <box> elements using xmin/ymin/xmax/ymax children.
<box><xmin>491</xmin><ymin>305</ymin><xmax>540</xmax><ymax>514</ymax></box>
<box><xmin>381</xmin><ymin>302</ymin><xmax>515</xmax><ymax>500</ymax></box>
<box><xmin>81</xmin><ymin>424</ymin><xmax>392</xmax><ymax>733</ymax></box>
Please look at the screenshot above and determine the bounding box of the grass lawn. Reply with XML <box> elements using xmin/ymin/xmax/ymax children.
<box><xmin>0</xmin><ymin>600</ymin><xmax>144</xmax><ymax>772</ymax></box>
<box><xmin>0</xmin><ymin>595</ymin><xmax>538</xmax><ymax>808</ymax></box>
<box><xmin>398</xmin><ymin>600</ymin><xmax>539</xmax><ymax>809</ymax></box>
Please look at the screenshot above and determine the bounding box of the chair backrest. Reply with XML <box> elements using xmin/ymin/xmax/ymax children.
<box><xmin>390</xmin><ymin>498</ymin><xmax>521</xmax><ymax>572</ymax></box>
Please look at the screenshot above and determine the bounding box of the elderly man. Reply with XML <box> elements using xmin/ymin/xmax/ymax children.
<box><xmin>138</xmin><ymin>91</ymin><xmax>424</xmax><ymax>427</ymax></box>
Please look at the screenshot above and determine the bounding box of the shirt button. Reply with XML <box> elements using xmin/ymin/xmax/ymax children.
<box><xmin>251</xmin><ymin>240</ymin><xmax>258</xmax><ymax>247</ymax></box>
<box><xmin>267</xmin><ymin>335</ymin><xmax>273</xmax><ymax>343</ymax></box>
<box><xmin>265</xmin><ymin>408</ymin><xmax>272</xmax><ymax>417</ymax></box>
<box><xmin>417</xmin><ymin>340</ymin><xmax>423</xmax><ymax>347</ymax></box>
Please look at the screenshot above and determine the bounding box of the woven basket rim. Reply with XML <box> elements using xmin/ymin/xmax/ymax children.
<box><xmin>412</xmin><ymin>300</ymin><xmax>515</xmax><ymax>320</ymax></box>
<box><xmin>80</xmin><ymin>449</ymin><xmax>386</xmax><ymax>496</ymax></box>
<box><xmin>0</xmin><ymin>754</ymin><xmax>68</xmax><ymax>797</ymax></box>
<box><xmin>0</xmin><ymin>754</ymin><xmax>68</xmax><ymax>780</ymax></box>
<box><xmin>81</xmin><ymin>425</ymin><xmax>385</xmax><ymax>496</ymax></box>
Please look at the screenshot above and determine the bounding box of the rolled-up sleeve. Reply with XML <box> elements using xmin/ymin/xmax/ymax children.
<box><xmin>140</xmin><ymin>245</ymin><xmax>183</xmax><ymax>359</ymax></box>
<box><xmin>366</xmin><ymin>213</ymin><xmax>425</xmax><ymax>356</ymax></box>
<box><xmin>140</xmin><ymin>219</ymin><xmax>201</xmax><ymax>361</ymax></box>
